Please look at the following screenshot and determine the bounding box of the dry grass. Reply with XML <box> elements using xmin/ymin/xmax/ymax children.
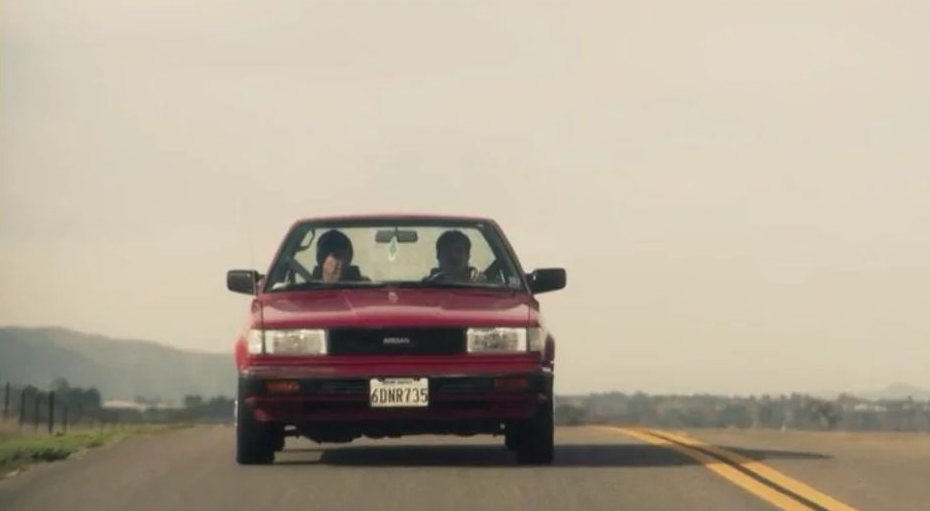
<box><xmin>0</xmin><ymin>421</ymin><xmax>187</xmax><ymax>476</ymax></box>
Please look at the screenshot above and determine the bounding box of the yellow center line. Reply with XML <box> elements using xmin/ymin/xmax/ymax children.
<box><xmin>604</xmin><ymin>426</ymin><xmax>817</xmax><ymax>511</ymax></box>
<box><xmin>645</xmin><ymin>429</ymin><xmax>861</xmax><ymax>511</ymax></box>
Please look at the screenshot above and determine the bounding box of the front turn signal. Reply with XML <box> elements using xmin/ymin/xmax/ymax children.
<box><xmin>265</xmin><ymin>380</ymin><xmax>300</xmax><ymax>394</ymax></box>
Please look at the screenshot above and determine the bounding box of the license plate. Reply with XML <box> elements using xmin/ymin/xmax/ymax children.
<box><xmin>369</xmin><ymin>377</ymin><xmax>429</xmax><ymax>407</ymax></box>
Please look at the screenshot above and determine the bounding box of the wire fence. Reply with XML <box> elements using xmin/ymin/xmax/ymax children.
<box><xmin>1</xmin><ymin>381</ymin><xmax>126</xmax><ymax>434</ymax></box>
<box><xmin>1</xmin><ymin>380</ymin><xmax>235</xmax><ymax>433</ymax></box>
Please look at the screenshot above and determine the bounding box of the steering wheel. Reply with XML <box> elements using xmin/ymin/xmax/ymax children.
<box><xmin>423</xmin><ymin>269</ymin><xmax>449</xmax><ymax>283</ymax></box>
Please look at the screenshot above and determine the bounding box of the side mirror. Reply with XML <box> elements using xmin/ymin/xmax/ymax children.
<box><xmin>227</xmin><ymin>270</ymin><xmax>261</xmax><ymax>295</ymax></box>
<box><xmin>527</xmin><ymin>268</ymin><xmax>566</xmax><ymax>294</ymax></box>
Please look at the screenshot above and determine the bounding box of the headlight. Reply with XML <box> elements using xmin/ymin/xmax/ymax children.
<box><xmin>249</xmin><ymin>329</ymin><xmax>327</xmax><ymax>355</ymax></box>
<box><xmin>466</xmin><ymin>327</ymin><xmax>528</xmax><ymax>353</ymax></box>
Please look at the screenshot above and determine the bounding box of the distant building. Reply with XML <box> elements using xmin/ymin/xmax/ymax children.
<box><xmin>103</xmin><ymin>400</ymin><xmax>173</xmax><ymax>411</ymax></box>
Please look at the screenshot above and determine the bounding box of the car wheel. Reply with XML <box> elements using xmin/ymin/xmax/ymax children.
<box><xmin>515</xmin><ymin>397</ymin><xmax>554</xmax><ymax>465</ymax></box>
<box><xmin>236</xmin><ymin>397</ymin><xmax>275</xmax><ymax>465</ymax></box>
<box><xmin>272</xmin><ymin>429</ymin><xmax>286</xmax><ymax>452</ymax></box>
<box><xmin>504</xmin><ymin>425</ymin><xmax>520</xmax><ymax>451</ymax></box>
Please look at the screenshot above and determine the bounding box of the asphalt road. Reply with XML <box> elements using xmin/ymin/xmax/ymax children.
<box><xmin>1</xmin><ymin>425</ymin><xmax>926</xmax><ymax>510</ymax></box>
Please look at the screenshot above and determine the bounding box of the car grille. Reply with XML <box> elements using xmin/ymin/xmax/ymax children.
<box><xmin>308</xmin><ymin>379</ymin><xmax>368</xmax><ymax>395</ymax></box>
<box><xmin>433</xmin><ymin>378</ymin><xmax>493</xmax><ymax>394</ymax></box>
<box><xmin>328</xmin><ymin>328</ymin><xmax>466</xmax><ymax>356</ymax></box>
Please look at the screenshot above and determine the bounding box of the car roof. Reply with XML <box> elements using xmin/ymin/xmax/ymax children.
<box><xmin>292</xmin><ymin>213</ymin><xmax>497</xmax><ymax>225</ymax></box>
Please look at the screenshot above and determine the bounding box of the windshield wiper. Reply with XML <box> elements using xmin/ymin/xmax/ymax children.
<box><xmin>393</xmin><ymin>281</ymin><xmax>516</xmax><ymax>291</ymax></box>
<box><xmin>269</xmin><ymin>280</ymin><xmax>387</xmax><ymax>292</ymax></box>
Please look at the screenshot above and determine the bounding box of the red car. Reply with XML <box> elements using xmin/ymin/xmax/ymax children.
<box><xmin>227</xmin><ymin>215</ymin><xmax>566</xmax><ymax>465</ymax></box>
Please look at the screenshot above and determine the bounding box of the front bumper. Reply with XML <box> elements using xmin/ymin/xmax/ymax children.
<box><xmin>239</xmin><ymin>356</ymin><xmax>552</xmax><ymax>424</ymax></box>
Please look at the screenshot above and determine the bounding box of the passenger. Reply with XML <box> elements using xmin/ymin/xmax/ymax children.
<box><xmin>313</xmin><ymin>230</ymin><xmax>362</xmax><ymax>282</ymax></box>
<box><xmin>429</xmin><ymin>230</ymin><xmax>485</xmax><ymax>282</ymax></box>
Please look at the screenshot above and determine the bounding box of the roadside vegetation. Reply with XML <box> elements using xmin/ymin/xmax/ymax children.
<box><xmin>1</xmin><ymin>377</ymin><xmax>227</xmax><ymax>477</ymax></box>
<box><xmin>0</xmin><ymin>423</ymin><xmax>184</xmax><ymax>476</ymax></box>
<box><xmin>556</xmin><ymin>392</ymin><xmax>930</xmax><ymax>431</ymax></box>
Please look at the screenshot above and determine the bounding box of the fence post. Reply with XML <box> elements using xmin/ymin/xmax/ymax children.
<box><xmin>34</xmin><ymin>393</ymin><xmax>41</xmax><ymax>432</ymax></box>
<box><xmin>48</xmin><ymin>391</ymin><xmax>55</xmax><ymax>434</ymax></box>
<box><xmin>19</xmin><ymin>388</ymin><xmax>27</xmax><ymax>428</ymax></box>
<box><xmin>3</xmin><ymin>382</ymin><xmax>9</xmax><ymax>419</ymax></box>
<box><xmin>63</xmin><ymin>405</ymin><xmax>69</xmax><ymax>433</ymax></box>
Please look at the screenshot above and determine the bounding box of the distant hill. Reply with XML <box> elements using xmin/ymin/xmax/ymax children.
<box><xmin>0</xmin><ymin>326</ymin><xmax>235</xmax><ymax>404</ymax></box>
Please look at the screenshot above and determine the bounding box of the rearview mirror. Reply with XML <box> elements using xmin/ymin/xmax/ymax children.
<box><xmin>527</xmin><ymin>268</ymin><xmax>566</xmax><ymax>294</ymax></box>
<box><xmin>375</xmin><ymin>229</ymin><xmax>419</xmax><ymax>243</ymax></box>
<box><xmin>227</xmin><ymin>269</ymin><xmax>260</xmax><ymax>295</ymax></box>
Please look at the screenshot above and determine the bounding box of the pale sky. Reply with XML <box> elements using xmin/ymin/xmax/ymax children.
<box><xmin>2</xmin><ymin>1</ymin><xmax>928</xmax><ymax>395</ymax></box>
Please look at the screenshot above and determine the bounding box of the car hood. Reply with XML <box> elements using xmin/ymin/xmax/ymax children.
<box><xmin>257</xmin><ymin>288</ymin><xmax>536</xmax><ymax>329</ymax></box>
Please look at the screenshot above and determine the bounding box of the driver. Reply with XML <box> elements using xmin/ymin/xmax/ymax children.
<box><xmin>313</xmin><ymin>230</ymin><xmax>362</xmax><ymax>282</ymax></box>
<box><xmin>430</xmin><ymin>230</ymin><xmax>485</xmax><ymax>282</ymax></box>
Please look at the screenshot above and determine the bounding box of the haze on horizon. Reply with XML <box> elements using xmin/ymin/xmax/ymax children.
<box><xmin>2</xmin><ymin>1</ymin><xmax>928</xmax><ymax>395</ymax></box>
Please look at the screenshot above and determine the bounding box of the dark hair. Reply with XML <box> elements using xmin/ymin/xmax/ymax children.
<box><xmin>316</xmin><ymin>230</ymin><xmax>353</xmax><ymax>265</ymax></box>
<box><xmin>436</xmin><ymin>230</ymin><xmax>471</xmax><ymax>255</ymax></box>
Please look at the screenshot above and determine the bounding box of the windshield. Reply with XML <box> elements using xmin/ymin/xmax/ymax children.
<box><xmin>264</xmin><ymin>219</ymin><xmax>524</xmax><ymax>292</ymax></box>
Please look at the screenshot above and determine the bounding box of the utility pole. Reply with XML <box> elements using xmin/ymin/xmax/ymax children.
<box><xmin>48</xmin><ymin>392</ymin><xmax>56</xmax><ymax>434</ymax></box>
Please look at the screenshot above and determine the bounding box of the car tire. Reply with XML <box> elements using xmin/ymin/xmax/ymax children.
<box><xmin>236</xmin><ymin>397</ymin><xmax>275</xmax><ymax>465</ymax></box>
<box><xmin>504</xmin><ymin>426</ymin><xmax>520</xmax><ymax>451</ymax></box>
<box><xmin>272</xmin><ymin>429</ymin><xmax>286</xmax><ymax>452</ymax></box>
<box><xmin>515</xmin><ymin>397</ymin><xmax>554</xmax><ymax>465</ymax></box>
